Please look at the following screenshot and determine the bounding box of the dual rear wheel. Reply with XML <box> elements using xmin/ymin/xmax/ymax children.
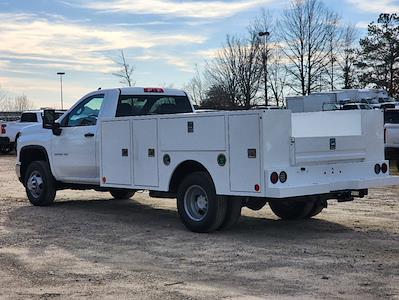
<box><xmin>177</xmin><ymin>172</ymin><xmax>242</xmax><ymax>233</ymax></box>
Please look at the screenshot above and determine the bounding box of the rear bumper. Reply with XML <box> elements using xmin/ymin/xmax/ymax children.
<box><xmin>265</xmin><ymin>161</ymin><xmax>399</xmax><ymax>198</ymax></box>
<box><xmin>266</xmin><ymin>176</ymin><xmax>399</xmax><ymax>198</ymax></box>
<box><xmin>0</xmin><ymin>137</ymin><xmax>10</xmax><ymax>146</ymax></box>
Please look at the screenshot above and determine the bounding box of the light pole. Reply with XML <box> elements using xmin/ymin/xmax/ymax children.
<box><xmin>57</xmin><ymin>72</ymin><xmax>65</xmax><ymax>109</ymax></box>
<box><xmin>258</xmin><ymin>31</ymin><xmax>270</xmax><ymax>106</ymax></box>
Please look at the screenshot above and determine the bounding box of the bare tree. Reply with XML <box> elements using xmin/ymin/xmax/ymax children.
<box><xmin>252</xmin><ymin>9</ymin><xmax>274</xmax><ymax>105</ymax></box>
<box><xmin>338</xmin><ymin>24</ymin><xmax>358</xmax><ymax>89</ymax></box>
<box><xmin>235</xmin><ymin>32</ymin><xmax>263</xmax><ymax>107</ymax></box>
<box><xmin>206</xmin><ymin>35</ymin><xmax>242</xmax><ymax>108</ymax></box>
<box><xmin>324</xmin><ymin>13</ymin><xmax>342</xmax><ymax>90</ymax></box>
<box><xmin>184</xmin><ymin>64</ymin><xmax>206</xmax><ymax>106</ymax></box>
<box><xmin>206</xmin><ymin>33</ymin><xmax>262</xmax><ymax>108</ymax></box>
<box><xmin>268</xmin><ymin>47</ymin><xmax>289</xmax><ymax>107</ymax></box>
<box><xmin>113</xmin><ymin>50</ymin><xmax>135</xmax><ymax>87</ymax></box>
<box><xmin>279</xmin><ymin>0</ymin><xmax>336</xmax><ymax>95</ymax></box>
<box><xmin>0</xmin><ymin>94</ymin><xmax>34</xmax><ymax>112</ymax></box>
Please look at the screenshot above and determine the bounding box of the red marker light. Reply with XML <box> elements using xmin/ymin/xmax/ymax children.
<box><xmin>381</xmin><ymin>163</ymin><xmax>388</xmax><ymax>174</ymax></box>
<box><xmin>1</xmin><ymin>124</ymin><xmax>6</xmax><ymax>134</ymax></box>
<box><xmin>270</xmin><ymin>172</ymin><xmax>278</xmax><ymax>184</ymax></box>
<box><xmin>102</xmin><ymin>177</ymin><xmax>107</xmax><ymax>183</ymax></box>
<box><xmin>254</xmin><ymin>184</ymin><xmax>260</xmax><ymax>192</ymax></box>
<box><xmin>144</xmin><ymin>88</ymin><xmax>164</xmax><ymax>93</ymax></box>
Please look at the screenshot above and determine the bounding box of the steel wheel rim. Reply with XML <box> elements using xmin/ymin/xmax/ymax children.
<box><xmin>183</xmin><ymin>185</ymin><xmax>208</xmax><ymax>221</ymax></box>
<box><xmin>27</xmin><ymin>171</ymin><xmax>44</xmax><ymax>198</ymax></box>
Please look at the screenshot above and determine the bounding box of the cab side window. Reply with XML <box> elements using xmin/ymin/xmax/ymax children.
<box><xmin>66</xmin><ymin>95</ymin><xmax>104</xmax><ymax>127</ymax></box>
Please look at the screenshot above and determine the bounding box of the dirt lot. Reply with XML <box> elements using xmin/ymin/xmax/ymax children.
<box><xmin>0</xmin><ymin>155</ymin><xmax>398</xmax><ymax>299</ymax></box>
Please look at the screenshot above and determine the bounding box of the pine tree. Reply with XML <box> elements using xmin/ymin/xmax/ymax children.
<box><xmin>356</xmin><ymin>14</ymin><xmax>399</xmax><ymax>98</ymax></box>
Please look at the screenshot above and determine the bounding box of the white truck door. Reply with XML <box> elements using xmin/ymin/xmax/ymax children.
<box><xmin>52</xmin><ymin>94</ymin><xmax>104</xmax><ymax>181</ymax></box>
<box><xmin>132</xmin><ymin>118</ymin><xmax>159</xmax><ymax>187</ymax></box>
<box><xmin>229</xmin><ymin>114</ymin><xmax>261</xmax><ymax>192</ymax></box>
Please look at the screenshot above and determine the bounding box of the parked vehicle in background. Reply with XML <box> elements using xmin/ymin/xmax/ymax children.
<box><xmin>15</xmin><ymin>87</ymin><xmax>399</xmax><ymax>233</ymax></box>
<box><xmin>342</xmin><ymin>103</ymin><xmax>373</xmax><ymax>110</ymax></box>
<box><xmin>384</xmin><ymin>109</ymin><xmax>399</xmax><ymax>162</ymax></box>
<box><xmin>0</xmin><ymin>110</ymin><xmax>65</xmax><ymax>154</ymax></box>
<box><xmin>322</xmin><ymin>103</ymin><xmax>341</xmax><ymax>111</ymax></box>
<box><xmin>287</xmin><ymin>89</ymin><xmax>396</xmax><ymax>113</ymax></box>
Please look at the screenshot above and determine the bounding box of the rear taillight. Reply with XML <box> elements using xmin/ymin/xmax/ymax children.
<box><xmin>374</xmin><ymin>164</ymin><xmax>381</xmax><ymax>174</ymax></box>
<box><xmin>1</xmin><ymin>124</ymin><xmax>6</xmax><ymax>134</ymax></box>
<box><xmin>279</xmin><ymin>171</ymin><xmax>287</xmax><ymax>183</ymax></box>
<box><xmin>270</xmin><ymin>172</ymin><xmax>279</xmax><ymax>184</ymax></box>
<box><xmin>381</xmin><ymin>163</ymin><xmax>388</xmax><ymax>174</ymax></box>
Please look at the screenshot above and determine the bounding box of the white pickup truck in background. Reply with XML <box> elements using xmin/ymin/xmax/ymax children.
<box><xmin>0</xmin><ymin>110</ymin><xmax>64</xmax><ymax>153</ymax></box>
<box><xmin>16</xmin><ymin>87</ymin><xmax>399</xmax><ymax>232</ymax></box>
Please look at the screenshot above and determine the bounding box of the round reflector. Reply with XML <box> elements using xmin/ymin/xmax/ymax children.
<box><xmin>374</xmin><ymin>164</ymin><xmax>381</xmax><ymax>174</ymax></box>
<box><xmin>270</xmin><ymin>172</ymin><xmax>278</xmax><ymax>184</ymax></box>
<box><xmin>381</xmin><ymin>163</ymin><xmax>388</xmax><ymax>174</ymax></box>
<box><xmin>279</xmin><ymin>171</ymin><xmax>287</xmax><ymax>183</ymax></box>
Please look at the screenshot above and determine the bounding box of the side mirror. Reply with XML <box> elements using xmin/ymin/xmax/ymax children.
<box><xmin>43</xmin><ymin>109</ymin><xmax>56</xmax><ymax>129</ymax></box>
<box><xmin>43</xmin><ymin>109</ymin><xmax>62</xmax><ymax>136</ymax></box>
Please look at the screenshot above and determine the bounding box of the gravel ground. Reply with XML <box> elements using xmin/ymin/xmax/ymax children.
<box><xmin>0</xmin><ymin>154</ymin><xmax>398</xmax><ymax>299</ymax></box>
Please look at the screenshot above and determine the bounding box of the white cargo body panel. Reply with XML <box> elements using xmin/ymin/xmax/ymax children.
<box><xmin>159</xmin><ymin>116</ymin><xmax>226</xmax><ymax>151</ymax></box>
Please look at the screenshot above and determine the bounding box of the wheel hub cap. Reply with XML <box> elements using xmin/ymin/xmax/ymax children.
<box><xmin>184</xmin><ymin>185</ymin><xmax>209</xmax><ymax>221</ymax></box>
<box><xmin>27</xmin><ymin>171</ymin><xmax>43</xmax><ymax>198</ymax></box>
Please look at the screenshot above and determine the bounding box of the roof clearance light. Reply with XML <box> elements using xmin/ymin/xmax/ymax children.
<box><xmin>144</xmin><ymin>88</ymin><xmax>164</xmax><ymax>93</ymax></box>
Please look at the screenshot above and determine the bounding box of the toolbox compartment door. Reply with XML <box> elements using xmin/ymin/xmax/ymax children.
<box><xmin>132</xmin><ymin>118</ymin><xmax>159</xmax><ymax>187</ymax></box>
<box><xmin>101</xmin><ymin>120</ymin><xmax>132</xmax><ymax>185</ymax></box>
<box><xmin>228</xmin><ymin>114</ymin><xmax>261</xmax><ymax>192</ymax></box>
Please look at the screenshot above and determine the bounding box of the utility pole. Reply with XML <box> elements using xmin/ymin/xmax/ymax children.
<box><xmin>258</xmin><ymin>31</ymin><xmax>270</xmax><ymax>106</ymax></box>
<box><xmin>57</xmin><ymin>72</ymin><xmax>65</xmax><ymax>109</ymax></box>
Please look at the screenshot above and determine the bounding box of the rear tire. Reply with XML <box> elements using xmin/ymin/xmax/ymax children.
<box><xmin>305</xmin><ymin>200</ymin><xmax>326</xmax><ymax>218</ymax></box>
<box><xmin>219</xmin><ymin>197</ymin><xmax>242</xmax><ymax>230</ymax></box>
<box><xmin>177</xmin><ymin>172</ymin><xmax>227</xmax><ymax>233</ymax></box>
<box><xmin>109</xmin><ymin>189</ymin><xmax>135</xmax><ymax>199</ymax></box>
<box><xmin>269</xmin><ymin>200</ymin><xmax>314</xmax><ymax>220</ymax></box>
<box><xmin>25</xmin><ymin>161</ymin><xmax>56</xmax><ymax>206</ymax></box>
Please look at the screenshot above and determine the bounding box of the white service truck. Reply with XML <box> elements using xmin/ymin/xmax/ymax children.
<box><xmin>16</xmin><ymin>87</ymin><xmax>399</xmax><ymax>232</ymax></box>
<box><xmin>0</xmin><ymin>110</ymin><xmax>64</xmax><ymax>153</ymax></box>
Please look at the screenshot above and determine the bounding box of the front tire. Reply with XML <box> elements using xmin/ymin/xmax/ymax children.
<box><xmin>269</xmin><ymin>200</ymin><xmax>314</xmax><ymax>220</ymax></box>
<box><xmin>109</xmin><ymin>189</ymin><xmax>135</xmax><ymax>199</ymax></box>
<box><xmin>25</xmin><ymin>161</ymin><xmax>56</xmax><ymax>206</ymax></box>
<box><xmin>177</xmin><ymin>172</ymin><xmax>227</xmax><ymax>233</ymax></box>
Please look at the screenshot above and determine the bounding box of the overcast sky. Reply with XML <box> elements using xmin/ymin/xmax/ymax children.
<box><xmin>0</xmin><ymin>0</ymin><xmax>397</xmax><ymax>108</ymax></box>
